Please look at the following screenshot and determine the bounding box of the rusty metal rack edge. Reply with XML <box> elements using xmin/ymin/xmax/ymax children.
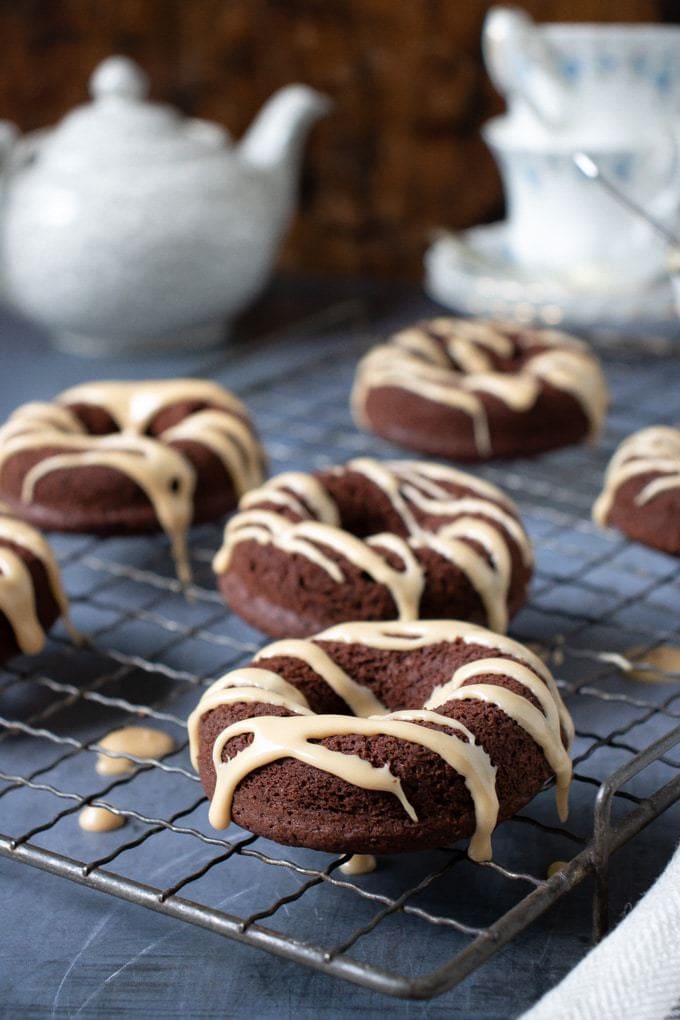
<box><xmin>1</xmin><ymin>724</ymin><xmax>678</xmax><ymax>1001</ymax></box>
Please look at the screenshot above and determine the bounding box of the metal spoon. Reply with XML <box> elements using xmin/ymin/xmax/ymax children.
<box><xmin>573</xmin><ymin>150</ymin><xmax>680</xmax><ymax>247</ymax></box>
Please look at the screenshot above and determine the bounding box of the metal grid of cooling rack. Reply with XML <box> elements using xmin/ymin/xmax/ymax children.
<box><xmin>0</xmin><ymin>315</ymin><xmax>679</xmax><ymax>1001</ymax></box>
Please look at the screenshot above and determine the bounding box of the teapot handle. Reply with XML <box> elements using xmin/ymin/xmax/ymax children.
<box><xmin>482</xmin><ymin>6</ymin><xmax>570</xmax><ymax>129</ymax></box>
<box><xmin>9</xmin><ymin>128</ymin><xmax>48</xmax><ymax>171</ymax></box>
<box><xmin>0</xmin><ymin>121</ymin><xmax>18</xmax><ymax>167</ymax></box>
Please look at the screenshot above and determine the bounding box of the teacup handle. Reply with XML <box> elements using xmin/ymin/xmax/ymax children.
<box><xmin>482</xmin><ymin>5</ymin><xmax>570</xmax><ymax>128</ymax></box>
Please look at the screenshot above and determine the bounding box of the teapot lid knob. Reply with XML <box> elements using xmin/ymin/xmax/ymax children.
<box><xmin>90</xmin><ymin>56</ymin><xmax>149</xmax><ymax>102</ymax></box>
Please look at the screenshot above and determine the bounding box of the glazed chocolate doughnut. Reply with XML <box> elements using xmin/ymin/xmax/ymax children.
<box><xmin>593</xmin><ymin>426</ymin><xmax>680</xmax><ymax>555</ymax></box>
<box><xmin>0</xmin><ymin>503</ymin><xmax>75</xmax><ymax>663</ymax></box>
<box><xmin>214</xmin><ymin>458</ymin><xmax>532</xmax><ymax>637</ymax></box>
<box><xmin>188</xmin><ymin>619</ymin><xmax>574</xmax><ymax>859</ymax></box>
<box><xmin>352</xmin><ymin>316</ymin><xmax>608</xmax><ymax>460</ymax></box>
<box><xmin>0</xmin><ymin>379</ymin><xmax>266</xmax><ymax>582</ymax></box>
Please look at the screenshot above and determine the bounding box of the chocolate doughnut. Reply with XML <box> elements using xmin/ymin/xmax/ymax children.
<box><xmin>214</xmin><ymin>458</ymin><xmax>532</xmax><ymax>637</ymax></box>
<box><xmin>0</xmin><ymin>379</ymin><xmax>266</xmax><ymax>582</ymax></box>
<box><xmin>352</xmin><ymin>317</ymin><xmax>608</xmax><ymax>460</ymax></box>
<box><xmin>0</xmin><ymin>503</ymin><xmax>75</xmax><ymax>662</ymax></box>
<box><xmin>188</xmin><ymin>620</ymin><xmax>573</xmax><ymax>859</ymax></box>
<box><xmin>593</xmin><ymin>425</ymin><xmax>680</xmax><ymax>555</ymax></box>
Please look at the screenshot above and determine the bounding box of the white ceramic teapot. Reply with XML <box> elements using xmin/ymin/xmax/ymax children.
<box><xmin>0</xmin><ymin>56</ymin><xmax>330</xmax><ymax>354</ymax></box>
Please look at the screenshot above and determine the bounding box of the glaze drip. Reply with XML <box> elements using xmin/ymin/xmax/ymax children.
<box><xmin>95</xmin><ymin>725</ymin><xmax>177</xmax><ymax>775</ymax></box>
<box><xmin>78</xmin><ymin>805</ymin><xmax>126</xmax><ymax>833</ymax></box>
<box><xmin>0</xmin><ymin>504</ymin><xmax>75</xmax><ymax>654</ymax></box>
<box><xmin>340</xmin><ymin>854</ymin><xmax>377</xmax><ymax>875</ymax></box>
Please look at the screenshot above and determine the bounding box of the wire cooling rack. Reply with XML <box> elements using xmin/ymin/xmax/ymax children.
<box><xmin>0</xmin><ymin>304</ymin><xmax>679</xmax><ymax>1001</ymax></box>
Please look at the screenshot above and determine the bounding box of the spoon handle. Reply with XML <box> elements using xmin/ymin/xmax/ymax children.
<box><xmin>573</xmin><ymin>151</ymin><xmax>680</xmax><ymax>248</ymax></box>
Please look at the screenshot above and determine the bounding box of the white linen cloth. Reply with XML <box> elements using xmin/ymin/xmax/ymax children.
<box><xmin>521</xmin><ymin>845</ymin><xmax>680</xmax><ymax>1020</ymax></box>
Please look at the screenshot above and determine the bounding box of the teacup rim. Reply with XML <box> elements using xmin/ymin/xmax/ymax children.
<box><xmin>482</xmin><ymin>114</ymin><xmax>674</xmax><ymax>155</ymax></box>
<box><xmin>540</xmin><ymin>22</ymin><xmax>680</xmax><ymax>40</ymax></box>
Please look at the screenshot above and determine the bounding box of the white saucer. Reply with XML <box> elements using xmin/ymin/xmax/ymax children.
<box><xmin>424</xmin><ymin>222</ymin><xmax>679</xmax><ymax>346</ymax></box>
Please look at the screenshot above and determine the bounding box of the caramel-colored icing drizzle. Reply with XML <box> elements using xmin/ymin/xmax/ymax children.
<box><xmin>188</xmin><ymin>619</ymin><xmax>572</xmax><ymax>862</ymax></box>
<box><xmin>0</xmin><ymin>380</ymin><xmax>265</xmax><ymax>584</ymax></box>
<box><xmin>214</xmin><ymin>459</ymin><xmax>532</xmax><ymax>634</ymax></box>
<box><xmin>547</xmin><ymin>859</ymin><xmax>568</xmax><ymax>878</ymax></box>
<box><xmin>340</xmin><ymin>853</ymin><xmax>377</xmax><ymax>875</ymax></box>
<box><xmin>352</xmin><ymin>318</ymin><xmax>608</xmax><ymax>458</ymax></box>
<box><xmin>625</xmin><ymin>645</ymin><xmax>680</xmax><ymax>683</ymax></box>
<box><xmin>78</xmin><ymin>805</ymin><xmax>126</xmax><ymax>833</ymax></box>
<box><xmin>0</xmin><ymin>505</ymin><xmax>75</xmax><ymax>654</ymax></box>
<box><xmin>256</xmin><ymin>639</ymin><xmax>387</xmax><ymax>717</ymax></box>
<box><xmin>593</xmin><ymin>425</ymin><xmax>680</xmax><ymax>525</ymax></box>
<box><xmin>95</xmin><ymin>725</ymin><xmax>177</xmax><ymax>775</ymax></box>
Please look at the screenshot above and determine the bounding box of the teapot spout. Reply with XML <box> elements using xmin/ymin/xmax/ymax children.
<box><xmin>0</xmin><ymin>121</ymin><xmax>18</xmax><ymax>198</ymax></box>
<box><xmin>239</xmin><ymin>84</ymin><xmax>330</xmax><ymax>175</ymax></box>
<box><xmin>0</xmin><ymin>122</ymin><xmax>19</xmax><ymax>296</ymax></box>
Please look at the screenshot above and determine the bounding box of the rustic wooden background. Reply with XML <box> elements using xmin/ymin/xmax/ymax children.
<box><xmin>0</xmin><ymin>0</ymin><xmax>676</xmax><ymax>279</ymax></box>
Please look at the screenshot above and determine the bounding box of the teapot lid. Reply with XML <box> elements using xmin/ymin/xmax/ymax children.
<box><xmin>36</xmin><ymin>56</ymin><xmax>229</xmax><ymax>171</ymax></box>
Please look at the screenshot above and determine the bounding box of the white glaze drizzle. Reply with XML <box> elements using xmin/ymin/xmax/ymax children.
<box><xmin>351</xmin><ymin>318</ymin><xmax>607</xmax><ymax>457</ymax></box>
<box><xmin>593</xmin><ymin>426</ymin><xmax>680</xmax><ymax>524</ymax></box>
<box><xmin>216</xmin><ymin>509</ymin><xmax>424</xmax><ymax>621</ymax></box>
<box><xmin>22</xmin><ymin>435</ymin><xmax>197</xmax><ymax>585</ymax></box>
<box><xmin>214</xmin><ymin>459</ymin><xmax>531</xmax><ymax>634</ymax></box>
<box><xmin>187</xmin><ymin>667</ymin><xmax>314</xmax><ymax>768</ymax></box>
<box><xmin>425</xmin><ymin>651</ymin><xmax>573</xmax><ymax>819</ymax></box>
<box><xmin>0</xmin><ymin>507</ymin><xmax>76</xmax><ymax>654</ymax></box>
<box><xmin>256</xmin><ymin>640</ymin><xmax>387</xmax><ymax>717</ymax></box>
<box><xmin>186</xmin><ymin>648</ymin><xmax>387</xmax><ymax>768</ymax></box>
<box><xmin>208</xmin><ymin>711</ymin><xmax>499</xmax><ymax>860</ymax></box>
<box><xmin>58</xmin><ymin>379</ymin><xmax>250</xmax><ymax>434</ymax></box>
<box><xmin>0</xmin><ymin>402</ymin><xmax>84</xmax><ymax>440</ymax></box>
<box><xmin>425</xmin><ymin>656</ymin><xmax>573</xmax><ymax>744</ymax></box>
<box><xmin>429</xmin><ymin>683</ymin><xmax>570</xmax><ymax>821</ymax></box>
<box><xmin>188</xmin><ymin>620</ymin><xmax>572</xmax><ymax>861</ymax></box>
<box><xmin>415</xmin><ymin>519</ymin><xmax>511</xmax><ymax>633</ymax></box>
<box><xmin>0</xmin><ymin>380</ymin><xmax>265</xmax><ymax>583</ymax></box>
<box><xmin>240</xmin><ymin>471</ymin><xmax>341</xmax><ymax>524</ymax></box>
<box><xmin>161</xmin><ymin>409</ymin><xmax>263</xmax><ymax>496</ymax></box>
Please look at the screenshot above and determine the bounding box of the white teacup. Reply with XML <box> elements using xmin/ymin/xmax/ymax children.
<box><xmin>483</xmin><ymin>114</ymin><xmax>680</xmax><ymax>284</ymax></box>
<box><xmin>483</xmin><ymin>8</ymin><xmax>680</xmax><ymax>141</ymax></box>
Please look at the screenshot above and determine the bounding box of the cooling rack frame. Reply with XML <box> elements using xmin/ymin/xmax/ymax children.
<box><xmin>0</xmin><ymin>301</ymin><xmax>678</xmax><ymax>1001</ymax></box>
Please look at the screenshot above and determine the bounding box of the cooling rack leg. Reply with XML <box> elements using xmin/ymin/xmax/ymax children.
<box><xmin>591</xmin><ymin>724</ymin><xmax>680</xmax><ymax>944</ymax></box>
<box><xmin>592</xmin><ymin>785</ymin><xmax>612</xmax><ymax>942</ymax></box>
